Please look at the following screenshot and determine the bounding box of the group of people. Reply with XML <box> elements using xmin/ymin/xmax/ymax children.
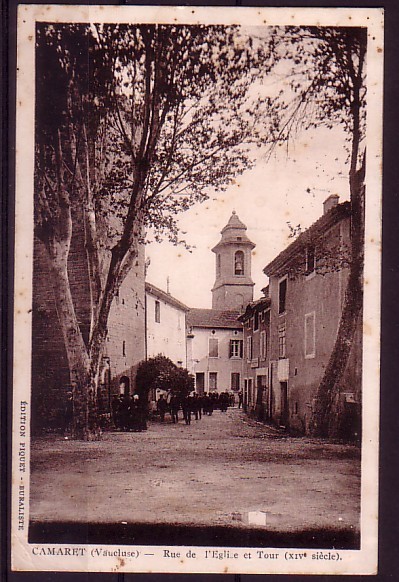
<box><xmin>156</xmin><ymin>391</ymin><xmax>235</xmax><ymax>425</ymax></box>
<box><xmin>111</xmin><ymin>393</ymin><xmax>148</xmax><ymax>432</ymax></box>
<box><xmin>63</xmin><ymin>378</ymin><xmax>244</xmax><ymax>435</ymax></box>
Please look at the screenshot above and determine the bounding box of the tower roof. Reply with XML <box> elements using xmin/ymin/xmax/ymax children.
<box><xmin>221</xmin><ymin>210</ymin><xmax>247</xmax><ymax>234</ymax></box>
<box><xmin>212</xmin><ymin>211</ymin><xmax>255</xmax><ymax>252</ymax></box>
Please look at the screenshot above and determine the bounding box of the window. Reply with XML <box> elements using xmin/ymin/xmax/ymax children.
<box><xmin>209</xmin><ymin>372</ymin><xmax>218</xmax><ymax>392</ymax></box>
<box><xmin>279</xmin><ymin>278</ymin><xmax>287</xmax><ymax>314</ymax></box>
<box><xmin>306</xmin><ymin>245</ymin><xmax>316</xmax><ymax>275</ymax></box>
<box><xmin>155</xmin><ymin>300</ymin><xmax>160</xmax><ymax>323</ymax></box>
<box><xmin>234</xmin><ymin>251</ymin><xmax>244</xmax><ymax>275</ymax></box>
<box><xmin>246</xmin><ymin>336</ymin><xmax>253</xmax><ymax>361</ymax></box>
<box><xmin>230</xmin><ymin>339</ymin><xmax>243</xmax><ymax>358</ymax></box>
<box><xmin>122</xmin><ymin>340</ymin><xmax>126</xmax><ymax>358</ymax></box>
<box><xmin>209</xmin><ymin>338</ymin><xmax>219</xmax><ymax>358</ymax></box>
<box><xmin>217</xmin><ymin>254</ymin><xmax>221</xmax><ymax>277</ymax></box>
<box><xmin>260</xmin><ymin>330</ymin><xmax>267</xmax><ymax>360</ymax></box>
<box><xmin>231</xmin><ymin>373</ymin><xmax>240</xmax><ymax>391</ymax></box>
<box><xmin>304</xmin><ymin>312</ymin><xmax>316</xmax><ymax>358</ymax></box>
<box><xmin>254</xmin><ymin>311</ymin><xmax>259</xmax><ymax>331</ymax></box>
<box><xmin>278</xmin><ymin>323</ymin><xmax>286</xmax><ymax>359</ymax></box>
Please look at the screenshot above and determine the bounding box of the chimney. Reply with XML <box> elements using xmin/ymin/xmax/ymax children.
<box><xmin>323</xmin><ymin>194</ymin><xmax>339</xmax><ymax>215</ymax></box>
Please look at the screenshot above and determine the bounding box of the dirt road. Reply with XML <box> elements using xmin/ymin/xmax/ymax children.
<box><xmin>29</xmin><ymin>407</ymin><xmax>360</xmax><ymax>546</ymax></box>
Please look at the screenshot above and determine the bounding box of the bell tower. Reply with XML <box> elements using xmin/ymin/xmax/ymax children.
<box><xmin>211</xmin><ymin>211</ymin><xmax>255</xmax><ymax>310</ymax></box>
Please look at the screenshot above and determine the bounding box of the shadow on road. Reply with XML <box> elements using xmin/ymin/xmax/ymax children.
<box><xmin>29</xmin><ymin>520</ymin><xmax>360</xmax><ymax>549</ymax></box>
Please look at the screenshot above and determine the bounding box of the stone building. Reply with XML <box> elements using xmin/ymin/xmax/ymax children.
<box><xmin>186</xmin><ymin>211</ymin><xmax>255</xmax><ymax>395</ymax></box>
<box><xmin>248</xmin><ymin>195</ymin><xmax>362</xmax><ymax>437</ymax></box>
<box><xmin>238</xmin><ymin>293</ymin><xmax>271</xmax><ymax>415</ymax></box>
<box><xmin>31</xmin><ymin>209</ymin><xmax>146</xmax><ymax>431</ymax></box>
<box><xmin>186</xmin><ymin>309</ymin><xmax>243</xmax><ymax>394</ymax></box>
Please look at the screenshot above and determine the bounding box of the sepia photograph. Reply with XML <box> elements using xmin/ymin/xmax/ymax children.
<box><xmin>11</xmin><ymin>4</ymin><xmax>382</xmax><ymax>574</ymax></box>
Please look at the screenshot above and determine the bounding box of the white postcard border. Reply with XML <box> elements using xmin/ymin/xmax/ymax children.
<box><xmin>12</xmin><ymin>4</ymin><xmax>383</xmax><ymax>574</ymax></box>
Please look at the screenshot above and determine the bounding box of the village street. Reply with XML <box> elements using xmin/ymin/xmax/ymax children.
<box><xmin>29</xmin><ymin>407</ymin><xmax>360</xmax><ymax>548</ymax></box>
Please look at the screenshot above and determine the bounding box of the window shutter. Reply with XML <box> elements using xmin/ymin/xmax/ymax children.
<box><xmin>229</xmin><ymin>340</ymin><xmax>233</xmax><ymax>358</ymax></box>
<box><xmin>239</xmin><ymin>340</ymin><xmax>243</xmax><ymax>358</ymax></box>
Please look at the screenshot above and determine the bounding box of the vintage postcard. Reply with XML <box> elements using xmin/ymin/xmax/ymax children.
<box><xmin>12</xmin><ymin>4</ymin><xmax>383</xmax><ymax>574</ymax></box>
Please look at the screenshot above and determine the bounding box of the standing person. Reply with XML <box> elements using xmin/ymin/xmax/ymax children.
<box><xmin>202</xmin><ymin>393</ymin><xmax>210</xmax><ymax>415</ymax></box>
<box><xmin>157</xmin><ymin>394</ymin><xmax>167</xmax><ymax>422</ymax></box>
<box><xmin>130</xmin><ymin>394</ymin><xmax>140</xmax><ymax>431</ymax></box>
<box><xmin>137</xmin><ymin>394</ymin><xmax>148</xmax><ymax>431</ymax></box>
<box><xmin>182</xmin><ymin>395</ymin><xmax>191</xmax><ymax>425</ymax></box>
<box><xmin>192</xmin><ymin>393</ymin><xmax>201</xmax><ymax>420</ymax></box>
<box><xmin>119</xmin><ymin>393</ymin><xmax>130</xmax><ymax>431</ymax></box>
<box><xmin>220</xmin><ymin>391</ymin><xmax>229</xmax><ymax>412</ymax></box>
<box><xmin>208</xmin><ymin>394</ymin><xmax>214</xmax><ymax>416</ymax></box>
<box><xmin>238</xmin><ymin>390</ymin><xmax>243</xmax><ymax>409</ymax></box>
<box><xmin>111</xmin><ymin>394</ymin><xmax>120</xmax><ymax>430</ymax></box>
<box><xmin>170</xmin><ymin>394</ymin><xmax>180</xmax><ymax>424</ymax></box>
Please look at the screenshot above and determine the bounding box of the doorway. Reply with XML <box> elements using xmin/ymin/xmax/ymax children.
<box><xmin>196</xmin><ymin>373</ymin><xmax>205</xmax><ymax>395</ymax></box>
<box><xmin>280</xmin><ymin>381</ymin><xmax>288</xmax><ymax>427</ymax></box>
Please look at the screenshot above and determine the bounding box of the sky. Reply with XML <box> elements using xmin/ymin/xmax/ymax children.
<box><xmin>145</xmin><ymin>123</ymin><xmax>351</xmax><ymax>309</ymax></box>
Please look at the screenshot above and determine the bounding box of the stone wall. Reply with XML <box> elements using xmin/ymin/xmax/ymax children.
<box><xmin>31</xmin><ymin>210</ymin><xmax>145</xmax><ymax>433</ymax></box>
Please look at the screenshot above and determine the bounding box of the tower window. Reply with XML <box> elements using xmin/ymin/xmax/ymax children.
<box><xmin>122</xmin><ymin>340</ymin><xmax>126</xmax><ymax>358</ymax></box>
<box><xmin>234</xmin><ymin>251</ymin><xmax>244</xmax><ymax>275</ymax></box>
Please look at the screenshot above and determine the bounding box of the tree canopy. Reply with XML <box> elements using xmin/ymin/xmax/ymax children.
<box><xmin>34</xmin><ymin>23</ymin><xmax>277</xmax><ymax>437</ymax></box>
<box><xmin>136</xmin><ymin>355</ymin><xmax>194</xmax><ymax>400</ymax></box>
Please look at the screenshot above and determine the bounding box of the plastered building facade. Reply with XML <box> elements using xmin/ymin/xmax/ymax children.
<box><xmin>240</xmin><ymin>195</ymin><xmax>362</xmax><ymax>438</ymax></box>
<box><xmin>145</xmin><ymin>282</ymin><xmax>189</xmax><ymax>367</ymax></box>
<box><xmin>186</xmin><ymin>211</ymin><xmax>255</xmax><ymax>395</ymax></box>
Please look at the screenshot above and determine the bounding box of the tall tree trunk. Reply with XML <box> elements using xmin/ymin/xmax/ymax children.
<box><xmin>310</xmin><ymin>161</ymin><xmax>365</xmax><ymax>438</ymax></box>
<box><xmin>44</xmin><ymin>202</ymin><xmax>94</xmax><ymax>439</ymax></box>
<box><xmin>309</xmin><ymin>34</ymin><xmax>365</xmax><ymax>439</ymax></box>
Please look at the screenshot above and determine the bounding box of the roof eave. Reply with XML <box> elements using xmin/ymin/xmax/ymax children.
<box><xmin>263</xmin><ymin>202</ymin><xmax>350</xmax><ymax>277</ymax></box>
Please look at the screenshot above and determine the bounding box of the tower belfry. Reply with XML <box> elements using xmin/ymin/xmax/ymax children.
<box><xmin>211</xmin><ymin>211</ymin><xmax>255</xmax><ymax>310</ymax></box>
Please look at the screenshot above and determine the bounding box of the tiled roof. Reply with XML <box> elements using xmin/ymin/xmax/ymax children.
<box><xmin>238</xmin><ymin>297</ymin><xmax>271</xmax><ymax>322</ymax></box>
<box><xmin>145</xmin><ymin>282</ymin><xmax>190</xmax><ymax>312</ymax></box>
<box><xmin>264</xmin><ymin>201</ymin><xmax>351</xmax><ymax>276</ymax></box>
<box><xmin>187</xmin><ymin>308</ymin><xmax>242</xmax><ymax>329</ymax></box>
